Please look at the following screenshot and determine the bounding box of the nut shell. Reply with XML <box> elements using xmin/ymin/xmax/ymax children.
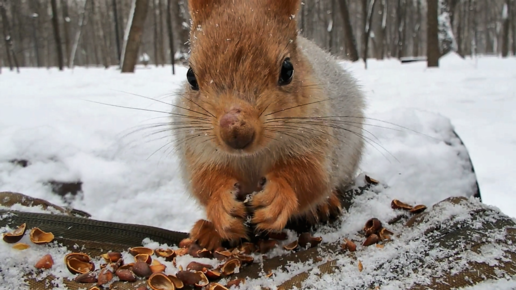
<box><xmin>226</xmin><ymin>278</ymin><xmax>246</xmax><ymax>288</ymax></box>
<box><xmin>3</xmin><ymin>223</ymin><xmax>27</xmax><ymax>243</ymax></box>
<box><xmin>150</xmin><ymin>260</ymin><xmax>167</xmax><ymax>273</ymax></box>
<box><xmin>101</xmin><ymin>252</ymin><xmax>122</xmax><ymax>263</ymax></box>
<box><xmin>213</xmin><ymin>250</ymin><xmax>232</xmax><ymax>261</ymax></box>
<box><xmin>391</xmin><ymin>199</ymin><xmax>413</xmax><ymax>210</ymax></box>
<box><xmin>35</xmin><ymin>254</ymin><xmax>54</xmax><ymax>269</ymax></box>
<box><xmin>186</xmin><ymin>261</ymin><xmax>212</xmax><ymax>272</ymax></box>
<box><xmin>378</xmin><ymin>228</ymin><xmax>394</xmax><ymax>240</ymax></box>
<box><xmin>176</xmin><ymin>270</ymin><xmax>208</xmax><ymax>286</ymax></box>
<box><xmin>155</xmin><ymin>248</ymin><xmax>176</xmax><ymax>261</ymax></box>
<box><xmin>135</xmin><ymin>253</ymin><xmax>152</xmax><ymax>264</ymax></box>
<box><xmin>365</xmin><ymin>175</ymin><xmax>379</xmax><ymax>184</ymax></box>
<box><xmin>12</xmin><ymin>242</ymin><xmax>30</xmax><ymax>250</ymax></box>
<box><xmin>167</xmin><ymin>275</ymin><xmax>184</xmax><ymax>289</ymax></box>
<box><xmin>410</xmin><ymin>204</ymin><xmax>427</xmax><ymax>214</ymax></box>
<box><xmin>129</xmin><ymin>247</ymin><xmax>154</xmax><ymax>256</ymax></box>
<box><xmin>298</xmin><ymin>232</ymin><xmax>323</xmax><ymax>248</ymax></box>
<box><xmin>97</xmin><ymin>268</ymin><xmax>113</xmax><ymax>286</ymax></box>
<box><xmin>65</xmin><ymin>253</ymin><xmax>94</xmax><ymax>274</ymax></box>
<box><xmin>235</xmin><ymin>254</ymin><xmax>254</xmax><ymax>265</ymax></box>
<box><xmin>207</xmin><ymin>283</ymin><xmax>229</xmax><ymax>290</ymax></box>
<box><xmin>133</xmin><ymin>261</ymin><xmax>153</xmax><ymax>278</ymax></box>
<box><xmin>220</xmin><ymin>258</ymin><xmax>241</xmax><ymax>276</ymax></box>
<box><xmin>283</xmin><ymin>240</ymin><xmax>299</xmax><ymax>251</ymax></box>
<box><xmin>148</xmin><ymin>272</ymin><xmax>176</xmax><ymax>290</ymax></box>
<box><xmin>29</xmin><ymin>227</ymin><xmax>54</xmax><ymax>244</ymax></box>
<box><xmin>115</xmin><ymin>268</ymin><xmax>137</xmax><ymax>282</ymax></box>
<box><xmin>364</xmin><ymin>218</ymin><xmax>383</xmax><ymax>237</ymax></box>
<box><xmin>342</xmin><ymin>239</ymin><xmax>356</xmax><ymax>252</ymax></box>
<box><xmin>363</xmin><ymin>234</ymin><xmax>380</xmax><ymax>247</ymax></box>
<box><xmin>74</xmin><ymin>272</ymin><xmax>98</xmax><ymax>283</ymax></box>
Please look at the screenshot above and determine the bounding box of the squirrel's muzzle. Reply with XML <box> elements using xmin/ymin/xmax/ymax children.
<box><xmin>219</xmin><ymin>108</ymin><xmax>255</xmax><ymax>150</ymax></box>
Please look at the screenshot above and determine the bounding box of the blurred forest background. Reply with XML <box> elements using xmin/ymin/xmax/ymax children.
<box><xmin>0</xmin><ymin>0</ymin><xmax>514</xmax><ymax>73</ymax></box>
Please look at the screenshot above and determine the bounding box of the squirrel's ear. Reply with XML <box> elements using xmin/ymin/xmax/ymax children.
<box><xmin>267</xmin><ymin>0</ymin><xmax>301</xmax><ymax>17</ymax></box>
<box><xmin>188</xmin><ymin>0</ymin><xmax>220</xmax><ymax>22</ymax></box>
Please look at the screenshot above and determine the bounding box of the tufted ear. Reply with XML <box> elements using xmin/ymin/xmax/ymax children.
<box><xmin>188</xmin><ymin>0</ymin><xmax>221</xmax><ymax>22</ymax></box>
<box><xmin>267</xmin><ymin>0</ymin><xmax>301</xmax><ymax>17</ymax></box>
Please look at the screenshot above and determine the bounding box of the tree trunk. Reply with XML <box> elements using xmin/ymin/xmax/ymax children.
<box><xmin>377</xmin><ymin>0</ymin><xmax>387</xmax><ymax>59</ymax></box>
<box><xmin>158</xmin><ymin>0</ymin><xmax>166</xmax><ymax>66</ymax></box>
<box><xmin>0</xmin><ymin>0</ymin><xmax>19</xmax><ymax>72</ymax></box>
<box><xmin>50</xmin><ymin>0</ymin><xmax>64</xmax><ymax>70</ymax></box>
<box><xmin>166</xmin><ymin>0</ymin><xmax>175</xmax><ymax>74</ymax></box>
<box><xmin>456</xmin><ymin>1</ymin><xmax>463</xmax><ymax>56</ymax></box>
<box><xmin>427</xmin><ymin>0</ymin><xmax>440</xmax><ymax>67</ymax></box>
<box><xmin>121</xmin><ymin>0</ymin><xmax>149</xmax><ymax>73</ymax></box>
<box><xmin>61</xmin><ymin>0</ymin><xmax>71</xmax><ymax>66</ymax></box>
<box><xmin>153</xmin><ymin>0</ymin><xmax>159</xmax><ymax>66</ymax></box>
<box><xmin>338</xmin><ymin>0</ymin><xmax>359</xmax><ymax>61</ymax></box>
<box><xmin>413</xmin><ymin>0</ymin><xmax>421</xmax><ymax>57</ymax></box>
<box><xmin>396</xmin><ymin>0</ymin><xmax>406</xmax><ymax>59</ymax></box>
<box><xmin>92</xmin><ymin>0</ymin><xmax>110</xmax><ymax>68</ymax></box>
<box><xmin>362</xmin><ymin>0</ymin><xmax>378</xmax><ymax>68</ymax></box>
<box><xmin>111</xmin><ymin>0</ymin><xmax>122</xmax><ymax>64</ymax></box>
<box><xmin>69</xmin><ymin>0</ymin><xmax>90</xmax><ymax>68</ymax></box>
<box><xmin>438</xmin><ymin>0</ymin><xmax>458</xmax><ymax>55</ymax></box>
<box><xmin>502</xmin><ymin>0</ymin><xmax>510</xmax><ymax>57</ymax></box>
<box><xmin>512</xmin><ymin>0</ymin><xmax>516</xmax><ymax>55</ymax></box>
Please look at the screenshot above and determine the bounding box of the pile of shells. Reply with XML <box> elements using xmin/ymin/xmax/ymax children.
<box><xmin>2</xmin><ymin>222</ymin><xmax>323</xmax><ymax>290</ymax></box>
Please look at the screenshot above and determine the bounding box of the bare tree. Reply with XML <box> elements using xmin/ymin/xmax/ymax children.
<box><xmin>92</xmin><ymin>0</ymin><xmax>110</xmax><ymax>68</ymax></box>
<box><xmin>395</xmin><ymin>0</ymin><xmax>407</xmax><ymax>58</ymax></box>
<box><xmin>502</xmin><ymin>0</ymin><xmax>511</xmax><ymax>57</ymax></box>
<box><xmin>413</xmin><ymin>0</ymin><xmax>422</xmax><ymax>57</ymax></box>
<box><xmin>509</xmin><ymin>0</ymin><xmax>516</xmax><ymax>55</ymax></box>
<box><xmin>438</xmin><ymin>0</ymin><xmax>458</xmax><ymax>55</ymax></box>
<box><xmin>69</xmin><ymin>0</ymin><xmax>90</xmax><ymax>68</ymax></box>
<box><xmin>362</xmin><ymin>0</ymin><xmax>378</xmax><ymax>67</ymax></box>
<box><xmin>152</xmin><ymin>0</ymin><xmax>160</xmax><ymax>66</ymax></box>
<box><xmin>61</xmin><ymin>0</ymin><xmax>71</xmax><ymax>66</ymax></box>
<box><xmin>338</xmin><ymin>0</ymin><xmax>360</xmax><ymax>61</ymax></box>
<box><xmin>50</xmin><ymin>0</ymin><xmax>64</xmax><ymax>70</ymax></box>
<box><xmin>111</xmin><ymin>0</ymin><xmax>122</xmax><ymax>64</ymax></box>
<box><xmin>166</xmin><ymin>0</ymin><xmax>175</xmax><ymax>74</ymax></box>
<box><xmin>0</xmin><ymin>0</ymin><xmax>19</xmax><ymax>72</ymax></box>
<box><xmin>428</xmin><ymin>0</ymin><xmax>440</xmax><ymax>67</ymax></box>
<box><xmin>121</xmin><ymin>0</ymin><xmax>149</xmax><ymax>73</ymax></box>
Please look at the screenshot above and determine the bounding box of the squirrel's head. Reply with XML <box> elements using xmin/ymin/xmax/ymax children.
<box><xmin>179</xmin><ymin>0</ymin><xmax>319</xmax><ymax>156</ymax></box>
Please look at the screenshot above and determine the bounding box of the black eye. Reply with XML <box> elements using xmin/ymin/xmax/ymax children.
<box><xmin>278</xmin><ymin>58</ymin><xmax>294</xmax><ymax>86</ymax></box>
<box><xmin>187</xmin><ymin>67</ymin><xmax>199</xmax><ymax>90</ymax></box>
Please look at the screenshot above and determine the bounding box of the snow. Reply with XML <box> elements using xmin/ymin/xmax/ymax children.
<box><xmin>1</xmin><ymin>55</ymin><xmax>515</xmax><ymax>289</ymax></box>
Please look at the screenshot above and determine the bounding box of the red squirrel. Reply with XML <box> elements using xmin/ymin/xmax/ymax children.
<box><xmin>172</xmin><ymin>0</ymin><xmax>365</xmax><ymax>250</ymax></box>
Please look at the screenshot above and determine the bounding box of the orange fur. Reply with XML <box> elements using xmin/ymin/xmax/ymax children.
<box><xmin>250</xmin><ymin>154</ymin><xmax>332</xmax><ymax>232</ymax></box>
<box><xmin>189</xmin><ymin>161</ymin><xmax>248</xmax><ymax>246</ymax></box>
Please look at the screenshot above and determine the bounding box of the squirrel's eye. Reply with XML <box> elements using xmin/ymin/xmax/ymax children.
<box><xmin>278</xmin><ymin>58</ymin><xmax>294</xmax><ymax>86</ymax></box>
<box><xmin>187</xmin><ymin>67</ymin><xmax>199</xmax><ymax>91</ymax></box>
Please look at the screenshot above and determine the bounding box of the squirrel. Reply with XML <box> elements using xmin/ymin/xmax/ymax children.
<box><xmin>171</xmin><ymin>0</ymin><xmax>366</xmax><ymax>250</ymax></box>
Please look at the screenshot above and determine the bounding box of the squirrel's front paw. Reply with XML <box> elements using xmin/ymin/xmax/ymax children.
<box><xmin>205</xmin><ymin>190</ymin><xmax>248</xmax><ymax>245</ymax></box>
<box><xmin>190</xmin><ymin>219</ymin><xmax>223</xmax><ymax>250</ymax></box>
<box><xmin>250</xmin><ymin>177</ymin><xmax>298</xmax><ymax>232</ymax></box>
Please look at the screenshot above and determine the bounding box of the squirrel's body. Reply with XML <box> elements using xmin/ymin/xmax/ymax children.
<box><xmin>171</xmin><ymin>0</ymin><xmax>365</xmax><ymax>250</ymax></box>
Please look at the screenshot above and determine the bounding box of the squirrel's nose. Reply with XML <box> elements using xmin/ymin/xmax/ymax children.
<box><xmin>219</xmin><ymin>108</ymin><xmax>255</xmax><ymax>149</ymax></box>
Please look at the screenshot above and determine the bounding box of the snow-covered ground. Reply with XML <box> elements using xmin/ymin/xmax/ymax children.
<box><xmin>0</xmin><ymin>54</ymin><xmax>515</xmax><ymax>289</ymax></box>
